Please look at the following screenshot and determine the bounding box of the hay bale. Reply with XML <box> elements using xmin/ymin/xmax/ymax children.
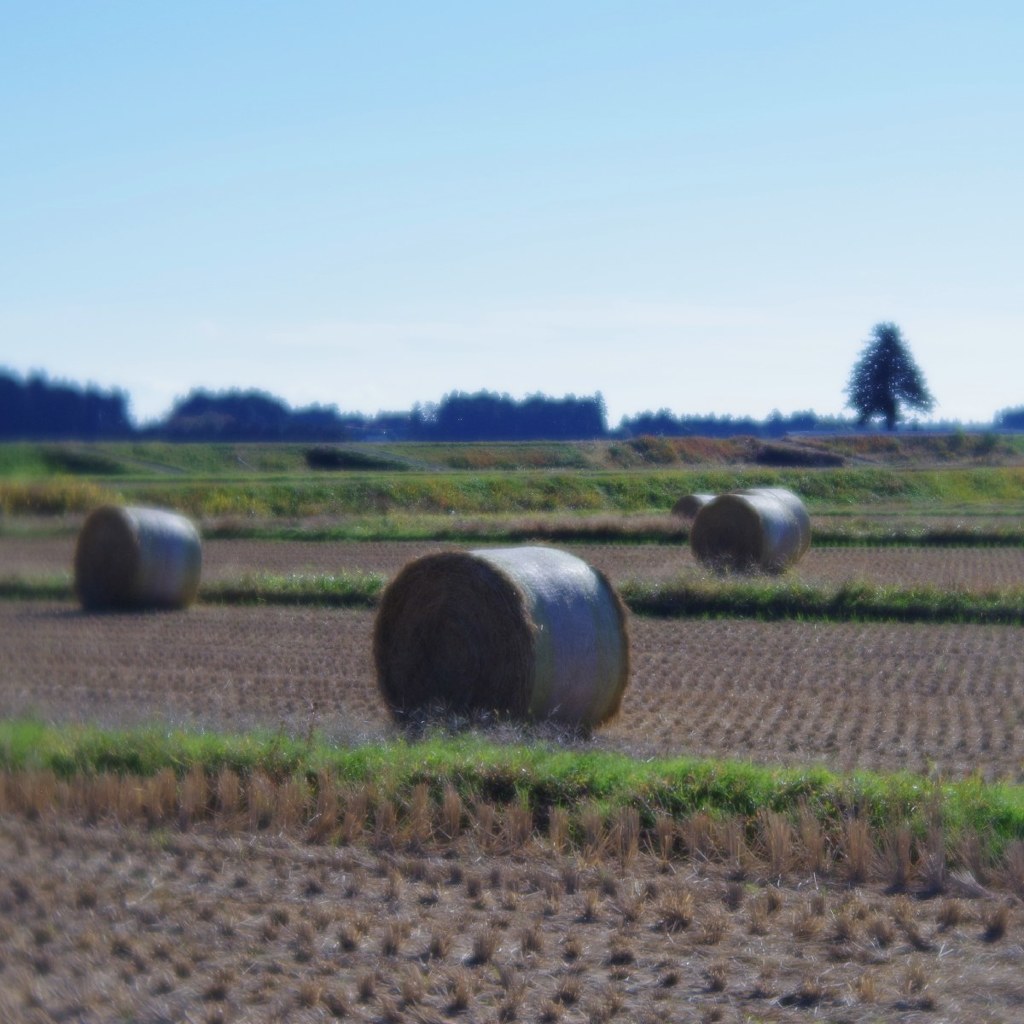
<box><xmin>373</xmin><ymin>546</ymin><xmax>630</xmax><ymax>729</ymax></box>
<box><xmin>690</xmin><ymin>489</ymin><xmax>809</xmax><ymax>573</ymax></box>
<box><xmin>74</xmin><ymin>505</ymin><xmax>202</xmax><ymax>610</ymax></box>
<box><xmin>736</xmin><ymin>487</ymin><xmax>811</xmax><ymax>559</ymax></box>
<box><xmin>670</xmin><ymin>493</ymin><xmax>715</xmax><ymax>519</ymax></box>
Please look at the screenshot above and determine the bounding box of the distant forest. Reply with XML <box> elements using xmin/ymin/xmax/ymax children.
<box><xmin>2</xmin><ymin>369</ymin><xmax>1020</xmax><ymax>442</ymax></box>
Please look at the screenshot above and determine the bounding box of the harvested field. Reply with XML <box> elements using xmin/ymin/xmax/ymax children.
<box><xmin>3</xmin><ymin>494</ymin><xmax>1024</xmax><ymax>1023</ymax></box>
<box><xmin>7</xmin><ymin>535</ymin><xmax>1024</xmax><ymax>592</ymax></box>
<box><xmin>3</xmin><ymin>815</ymin><xmax>1022</xmax><ymax>1024</ymax></box>
<box><xmin>2</xmin><ymin>601</ymin><xmax>1022</xmax><ymax>780</ymax></box>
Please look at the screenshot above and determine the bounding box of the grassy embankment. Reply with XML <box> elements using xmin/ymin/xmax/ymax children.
<box><xmin>3</xmin><ymin>439</ymin><xmax>1024</xmax><ymax>545</ymax></box>
<box><xmin>4</xmin><ymin>439</ymin><xmax>1024</xmax><ymax>620</ymax></box>
<box><xmin>2</xmin><ymin>718</ymin><xmax>1023</xmax><ymax>873</ymax></box>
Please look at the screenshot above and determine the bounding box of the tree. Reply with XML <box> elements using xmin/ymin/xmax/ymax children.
<box><xmin>845</xmin><ymin>322</ymin><xmax>935</xmax><ymax>430</ymax></box>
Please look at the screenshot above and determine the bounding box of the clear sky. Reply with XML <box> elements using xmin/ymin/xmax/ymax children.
<box><xmin>2</xmin><ymin>2</ymin><xmax>1021</xmax><ymax>427</ymax></box>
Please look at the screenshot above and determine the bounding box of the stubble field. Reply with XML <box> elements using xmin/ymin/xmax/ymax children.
<box><xmin>4</xmin><ymin>536</ymin><xmax>1024</xmax><ymax>780</ymax></box>
<box><xmin>2</xmin><ymin>600</ymin><xmax>1023</xmax><ymax>782</ymax></box>
<box><xmin>3</xmin><ymin>813</ymin><xmax>1022</xmax><ymax>1024</ymax></box>
<box><xmin>3</xmin><ymin>530</ymin><xmax>1024</xmax><ymax>1021</ymax></box>
<box><xmin>8</xmin><ymin>534</ymin><xmax>1024</xmax><ymax>592</ymax></box>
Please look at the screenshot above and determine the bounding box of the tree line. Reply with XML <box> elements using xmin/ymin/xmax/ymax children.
<box><xmin>0</xmin><ymin>371</ymin><xmax>834</xmax><ymax>441</ymax></box>
<box><xmin>1</xmin><ymin>372</ymin><xmax>134</xmax><ymax>440</ymax></box>
<box><xmin>3</xmin><ymin>322</ymin><xmax>1022</xmax><ymax>442</ymax></box>
<box><xmin>0</xmin><ymin>374</ymin><xmax>610</xmax><ymax>441</ymax></box>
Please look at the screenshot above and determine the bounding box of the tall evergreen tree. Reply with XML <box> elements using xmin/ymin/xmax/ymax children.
<box><xmin>845</xmin><ymin>322</ymin><xmax>934</xmax><ymax>430</ymax></box>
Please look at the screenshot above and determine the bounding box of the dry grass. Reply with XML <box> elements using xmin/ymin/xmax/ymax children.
<box><xmin>0</xmin><ymin>815</ymin><xmax>1021</xmax><ymax>1023</ymax></box>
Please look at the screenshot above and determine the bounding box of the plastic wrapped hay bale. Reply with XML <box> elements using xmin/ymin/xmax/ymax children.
<box><xmin>74</xmin><ymin>505</ymin><xmax>203</xmax><ymax>610</ymax></box>
<box><xmin>670</xmin><ymin>493</ymin><xmax>715</xmax><ymax>519</ymax></box>
<box><xmin>690</xmin><ymin>488</ymin><xmax>810</xmax><ymax>573</ymax></box>
<box><xmin>373</xmin><ymin>546</ymin><xmax>630</xmax><ymax>729</ymax></box>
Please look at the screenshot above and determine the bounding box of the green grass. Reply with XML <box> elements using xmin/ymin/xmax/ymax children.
<box><xmin>202</xmin><ymin>516</ymin><xmax>1024</xmax><ymax>546</ymax></box>
<box><xmin>813</xmin><ymin>524</ymin><xmax>1024</xmax><ymax>547</ymax></box>
<box><xmin>5</xmin><ymin>436</ymin><xmax>1024</xmax><ymax>520</ymax></box>
<box><xmin>1</xmin><ymin>719</ymin><xmax>1021</xmax><ymax>856</ymax></box>
<box><xmin>0</xmin><ymin>575</ymin><xmax>74</xmax><ymax>601</ymax></box>
<box><xmin>5</xmin><ymin>503</ymin><xmax>1024</xmax><ymax>547</ymax></box>
<box><xmin>8</xmin><ymin>466</ymin><xmax>1024</xmax><ymax>520</ymax></box>
<box><xmin>201</xmin><ymin>571</ymin><xmax>385</xmax><ymax>607</ymax></box>
<box><xmin>0</xmin><ymin>478</ymin><xmax>119</xmax><ymax>515</ymax></box>
<box><xmin>5</xmin><ymin>570</ymin><xmax>1024</xmax><ymax>624</ymax></box>
<box><xmin>5</xmin><ymin>433</ymin><xmax>1024</xmax><ymax>477</ymax></box>
<box><xmin>0</xmin><ymin>442</ymin><xmax>313</xmax><ymax>477</ymax></box>
<box><xmin>620</xmin><ymin>575</ymin><xmax>1024</xmax><ymax>625</ymax></box>
<box><xmin>205</xmin><ymin>513</ymin><xmax>690</xmax><ymax>544</ymax></box>
<box><xmin>0</xmin><ymin>571</ymin><xmax>385</xmax><ymax>608</ymax></box>
<box><xmin>0</xmin><ymin>441</ymin><xmax>599</xmax><ymax>478</ymax></box>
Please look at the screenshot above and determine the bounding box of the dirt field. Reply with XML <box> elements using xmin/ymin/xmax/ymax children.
<box><xmin>2</xmin><ymin>599</ymin><xmax>1022</xmax><ymax>781</ymax></box>
<box><xmin>3</xmin><ymin>813</ymin><xmax>1024</xmax><ymax>1024</ymax></box>
<box><xmin>7</xmin><ymin>535</ymin><xmax>1024</xmax><ymax>592</ymax></box>
<box><xmin>5</xmin><ymin>535</ymin><xmax>1024</xmax><ymax>1021</ymax></box>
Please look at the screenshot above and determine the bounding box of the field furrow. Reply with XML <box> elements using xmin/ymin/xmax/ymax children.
<box><xmin>2</xmin><ymin>601</ymin><xmax>1021</xmax><ymax>781</ymax></box>
<box><xmin>6</xmin><ymin>535</ymin><xmax>1024</xmax><ymax>591</ymax></box>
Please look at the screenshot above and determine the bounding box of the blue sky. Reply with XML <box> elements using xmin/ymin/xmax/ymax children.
<box><xmin>2</xmin><ymin>2</ymin><xmax>1021</xmax><ymax>427</ymax></box>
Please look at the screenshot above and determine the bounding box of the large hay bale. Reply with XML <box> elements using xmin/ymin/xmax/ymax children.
<box><xmin>737</xmin><ymin>487</ymin><xmax>811</xmax><ymax>559</ymax></box>
<box><xmin>670</xmin><ymin>493</ymin><xmax>715</xmax><ymax>519</ymax></box>
<box><xmin>74</xmin><ymin>505</ymin><xmax>202</xmax><ymax>610</ymax></box>
<box><xmin>690</xmin><ymin>489</ymin><xmax>809</xmax><ymax>573</ymax></box>
<box><xmin>373</xmin><ymin>546</ymin><xmax>630</xmax><ymax>729</ymax></box>
<box><xmin>737</xmin><ymin>487</ymin><xmax>815</xmax><ymax>561</ymax></box>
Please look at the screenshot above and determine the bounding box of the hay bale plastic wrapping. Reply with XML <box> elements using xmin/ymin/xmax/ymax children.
<box><xmin>690</xmin><ymin>489</ymin><xmax>809</xmax><ymax>573</ymax></box>
<box><xmin>74</xmin><ymin>505</ymin><xmax>202</xmax><ymax>610</ymax></box>
<box><xmin>373</xmin><ymin>546</ymin><xmax>630</xmax><ymax>729</ymax></box>
<box><xmin>670</xmin><ymin>493</ymin><xmax>714</xmax><ymax>519</ymax></box>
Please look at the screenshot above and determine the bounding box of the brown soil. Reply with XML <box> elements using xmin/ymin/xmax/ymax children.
<box><xmin>4</xmin><ymin>537</ymin><xmax>1024</xmax><ymax>1021</ymax></box>
<box><xmin>7</xmin><ymin>536</ymin><xmax>1024</xmax><ymax>592</ymax></box>
<box><xmin>2</xmin><ymin>814</ymin><xmax>1022</xmax><ymax>1024</ymax></box>
<box><xmin>2</xmin><ymin>600</ymin><xmax>1022</xmax><ymax>782</ymax></box>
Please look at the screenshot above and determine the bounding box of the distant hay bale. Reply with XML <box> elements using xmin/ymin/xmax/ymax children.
<box><xmin>690</xmin><ymin>488</ymin><xmax>810</xmax><ymax>573</ymax></box>
<box><xmin>74</xmin><ymin>505</ymin><xmax>202</xmax><ymax>610</ymax></box>
<box><xmin>670</xmin><ymin>493</ymin><xmax>715</xmax><ymax>519</ymax></box>
<box><xmin>373</xmin><ymin>546</ymin><xmax>630</xmax><ymax>729</ymax></box>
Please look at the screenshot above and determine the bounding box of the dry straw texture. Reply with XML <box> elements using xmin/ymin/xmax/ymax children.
<box><xmin>373</xmin><ymin>546</ymin><xmax>630</xmax><ymax>728</ymax></box>
<box><xmin>691</xmin><ymin>488</ymin><xmax>810</xmax><ymax>573</ymax></box>
<box><xmin>74</xmin><ymin>505</ymin><xmax>203</xmax><ymax>610</ymax></box>
<box><xmin>670</xmin><ymin>493</ymin><xmax>715</xmax><ymax>519</ymax></box>
<box><xmin>738</xmin><ymin>487</ymin><xmax>811</xmax><ymax>559</ymax></box>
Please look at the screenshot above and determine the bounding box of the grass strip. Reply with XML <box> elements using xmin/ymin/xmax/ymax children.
<box><xmin>200</xmin><ymin>571</ymin><xmax>385</xmax><ymax>607</ymax></box>
<box><xmin>0</xmin><ymin>572</ymin><xmax>384</xmax><ymax>608</ymax></box>
<box><xmin>6</xmin><ymin>512</ymin><xmax>1024</xmax><ymax>547</ymax></box>
<box><xmin>0</xmin><ymin>576</ymin><xmax>73</xmax><ymax>601</ymax></box>
<box><xmin>204</xmin><ymin>518</ymin><xmax>690</xmax><ymax>545</ymax></box>
<box><xmin>620</xmin><ymin>576</ymin><xmax>1024</xmax><ymax>625</ymax></box>
<box><xmin>8</xmin><ymin>464</ymin><xmax>1024</xmax><ymax>519</ymax></box>
<box><xmin>4</xmin><ymin>571</ymin><xmax>1024</xmax><ymax>624</ymax></box>
<box><xmin>813</xmin><ymin>527</ymin><xmax>1024</xmax><ymax>548</ymax></box>
<box><xmin>203</xmin><ymin>519</ymin><xmax>1024</xmax><ymax>547</ymax></box>
<box><xmin>1</xmin><ymin>719</ymin><xmax>1022</xmax><ymax>854</ymax></box>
